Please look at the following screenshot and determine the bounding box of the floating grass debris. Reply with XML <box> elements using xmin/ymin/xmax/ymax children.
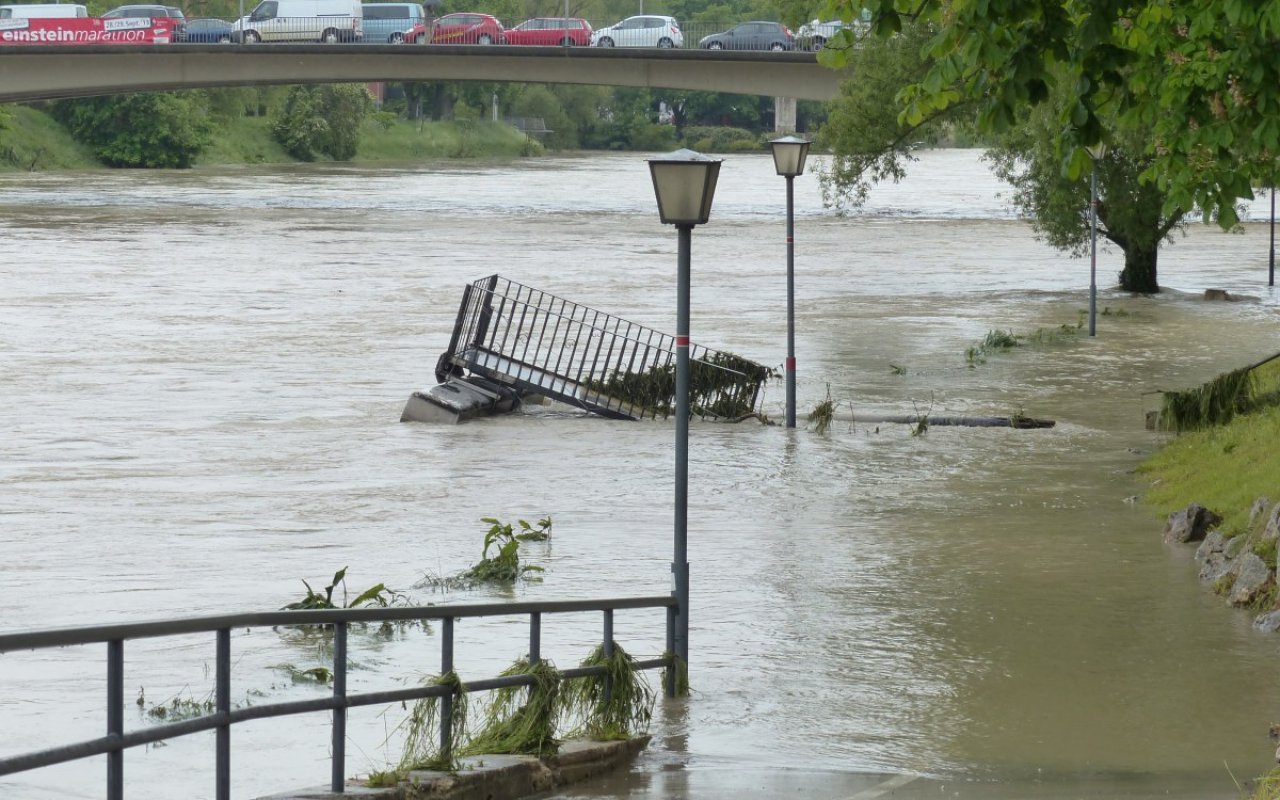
<box><xmin>586</xmin><ymin>352</ymin><xmax>774</xmax><ymax>420</ymax></box>
<box><xmin>280</xmin><ymin>566</ymin><xmax>425</xmax><ymax>639</ymax></box>
<box><xmin>136</xmin><ymin>686</ymin><xmax>214</xmax><ymax>722</ymax></box>
<box><xmin>561</xmin><ymin>643</ymin><xmax>655</xmax><ymax>741</ymax></box>
<box><xmin>661</xmin><ymin>651</ymin><xmax>689</xmax><ymax>698</ymax></box>
<box><xmin>271</xmin><ymin>663</ymin><xmax>334</xmax><ymax>685</ymax></box>
<box><xmin>808</xmin><ymin>383</ymin><xmax>837</xmax><ymax>434</ymax></box>
<box><xmin>1159</xmin><ymin>365</ymin><xmax>1256</xmax><ymax>432</ymax></box>
<box><xmin>422</xmin><ymin>516</ymin><xmax>552</xmax><ymax>590</ymax></box>
<box><xmin>462</xmin><ymin>658</ymin><xmax>562</xmax><ymax>757</ymax></box>
<box><xmin>395</xmin><ymin>671</ymin><xmax>469</xmax><ymax>775</ymax></box>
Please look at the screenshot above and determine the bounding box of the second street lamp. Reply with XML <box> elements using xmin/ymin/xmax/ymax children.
<box><xmin>769</xmin><ymin>135</ymin><xmax>811</xmax><ymax>428</ymax></box>
<box><xmin>647</xmin><ymin>148</ymin><xmax>721</xmax><ymax>697</ymax></box>
<box><xmin>1086</xmin><ymin>142</ymin><xmax>1107</xmax><ymax>337</ymax></box>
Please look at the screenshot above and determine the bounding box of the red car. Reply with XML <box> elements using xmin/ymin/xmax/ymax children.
<box><xmin>504</xmin><ymin>17</ymin><xmax>591</xmax><ymax>46</ymax></box>
<box><xmin>406</xmin><ymin>12</ymin><xmax>504</xmax><ymax>44</ymax></box>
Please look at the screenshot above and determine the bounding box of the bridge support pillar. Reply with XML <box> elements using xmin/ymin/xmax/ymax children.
<box><xmin>774</xmin><ymin>97</ymin><xmax>797</xmax><ymax>134</ymax></box>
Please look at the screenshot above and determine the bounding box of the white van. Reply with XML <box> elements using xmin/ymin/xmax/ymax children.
<box><xmin>233</xmin><ymin>0</ymin><xmax>362</xmax><ymax>42</ymax></box>
<box><xmin>0</xmin><ymin>4</ymin><xmax>88</xmax><ymax>18</ymax></box>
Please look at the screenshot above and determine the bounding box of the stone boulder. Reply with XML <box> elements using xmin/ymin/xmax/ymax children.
<box><xmin>1265</xmin><ymin>503</ymin><xmax>1280</xmax><ymax>541</ymax></box>
<box><xmin>1163</xmin><ymin>503</ymin><xmax>1223</xmax><ymax>544</ymax></box>
<box><xmin>1229</xmin><ymin>553</ymin><xmax>1272</xmax><ymax>606</ymax></box>
<box><xmin>1256</xmin><ymin>610</ymin><xmax>1280</xmax><ymax>634</ymax></box>
<box><xmin>1195</xmin><ymin>531</ymin><xmax>1226</xmax><ymax>563</ymax></box>
<box><xmin>1195</xmin><ymin>532</ymin><xmax>1233</xmax><ymax>582</ymax></box>
<box><xmin>1252</xmin><ymin>497</ymin><xmax>1272</xmax><ymax>528</ymax></box>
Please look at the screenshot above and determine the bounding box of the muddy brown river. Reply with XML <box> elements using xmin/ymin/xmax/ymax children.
<box><xmin>2</xmin><ymin>150</ymin><xmax>1279</xmax><ymax>799</ymax></box>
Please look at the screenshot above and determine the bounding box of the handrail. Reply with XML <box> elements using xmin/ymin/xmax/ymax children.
<box><xmin>0</xmin><ymin>594</ymin><xmax>672</xmax><ymax>651</ymax></box>
<box><xmin>0</xmin><ymin>595</ymin><xmax>677</xmax><ymax>800</ymax></box>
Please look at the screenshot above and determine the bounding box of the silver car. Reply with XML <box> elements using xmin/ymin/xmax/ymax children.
<box><xmin>590</xmin><ymin>14</ymin><xmax>682</xmax><ymax>48</ymax></box>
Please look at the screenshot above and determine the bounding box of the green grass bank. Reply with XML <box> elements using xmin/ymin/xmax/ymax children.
<box><xmin>1140</xmin><ymin>404</ymin><xmax>1280</xmax><ymax>537</ymax></box>
<box><xmin>1</xmin><ymin>105</ymin><xmax>534</xmax><ymax>172</ymax></box>
<box><xmin>1138</xmin><ymin>360</ymin><xmax>1280</xmax><ymax>800</ymax></box>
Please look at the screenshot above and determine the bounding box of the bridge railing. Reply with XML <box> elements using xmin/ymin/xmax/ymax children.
<box><xmin>0</xmin><ymin>595</ymin><xmax>676</xmax><ymax>800</ymax></box>
<box><xmin>160</xmin><ymin>17</ymin><xmax>834</xmax><ymax>50</ymax></box>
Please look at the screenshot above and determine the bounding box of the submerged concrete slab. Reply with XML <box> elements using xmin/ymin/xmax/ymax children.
<box><xmin>260</xmin><ymin>737</ymin><xmax>649</xmax><ymax>800</ymax></box>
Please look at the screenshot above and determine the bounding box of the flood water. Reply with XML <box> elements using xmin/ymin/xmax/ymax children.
<box><xmin>3</xmin><ymin>150</ymin><xmax>1280</xmax><ymax>800</ymax></box>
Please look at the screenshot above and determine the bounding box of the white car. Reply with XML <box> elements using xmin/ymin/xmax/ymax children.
<box><xmin>590</xmin><ymin>14</ymin><xmax>681</xmax><ymax>48</ymax></box>
<box><xmin>796</xmin><ymin>19</ymin><xmax>845</xmax><ymax>50</ymax></box>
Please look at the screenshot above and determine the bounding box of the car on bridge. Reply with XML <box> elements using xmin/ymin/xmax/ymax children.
<box><xmin>406</xmin><ymin>11</ymin><xmax>503</xmax><ymax>44</ymax></box>
<box><xmin>697</xmin><ymin>20</ymin><xmax>793</xmax><ymax>50</ymax></box>
<box><xmin>361</xmin><ymin>1</ymin><xmax>431</xmax><ymax>43</ymax></box>
<box><xmin>590</xmin><ymin>14</ymin><xmax>681</xmax><ymax>48</ymax></box>
<box><xmin>175</xmin><ymin>17</ymin><xmax>237</xmax><ymax>42</ymax></box>
<box><xmin>504</xmin><ymin>16</ymin><xmax>590</xmax><ymax>46</ymax></box>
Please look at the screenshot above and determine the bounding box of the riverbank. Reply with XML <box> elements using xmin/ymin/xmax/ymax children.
<box><xmin>1139</xmin><ymin>366</ymin><xmax>1280</xmax><ymax>799</ymax></box>
<box><xmin>0</xmin><ymin>104</ymin><xmax>535</xmax><ymax>172</ymax></box>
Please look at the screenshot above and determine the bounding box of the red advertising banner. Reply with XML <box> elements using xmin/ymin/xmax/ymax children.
<box><xmin>0</xmin><ymin>16</ymin><xmax>177</xmax><ymax>45</ymax></box>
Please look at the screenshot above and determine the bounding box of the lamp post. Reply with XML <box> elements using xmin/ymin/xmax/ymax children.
<box><xmin>1270</xmin><ymin>185</ymin><xmax>1275</xmax><ymax>288</ymax></box>
<box><xmin>647</xmin><ymin>148</ymin><xmax>721</xmax><ymax>696</ymax></box>
<box><xmin>769</xmin><ymin>135</ymin><xmax>811</xmax><ymax>428</ymax></box>
<box><xmin>1086</xmin><ymin>142</ymin><xmax>1107</xmax><ymax>337</ymax></box>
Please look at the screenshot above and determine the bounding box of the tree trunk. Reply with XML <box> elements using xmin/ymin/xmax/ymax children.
<box><xmin>1119</xmin><ymin>241</ymin><xmax>1160</xmax><ymax>293</ymax></box>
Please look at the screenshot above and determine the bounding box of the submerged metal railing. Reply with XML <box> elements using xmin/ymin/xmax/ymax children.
<box><xmin>0</xmin><ymin>596</ymin><xmax>676</xmax><ymax>800</ymax></box>
<box><xmin>438</xmin><ymin>275</ymin><xmax>770</xmax><ymax>421</ymax></box>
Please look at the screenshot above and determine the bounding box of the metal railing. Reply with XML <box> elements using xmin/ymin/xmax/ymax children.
<box><xmin>158</xmin><ymin>17</ymin><xmax>838</xmax><ymax>50</ymax></box>
<box><xmin>438</xmin><ymin>275</ymin><xmax>770</xmax><ymax>421</ymax></box>
<box><xmin>0</xmin><ymin>595</ymin><xmax>676</xmax><ymax>800</ymax></box>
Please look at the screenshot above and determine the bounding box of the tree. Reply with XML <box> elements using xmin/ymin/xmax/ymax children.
<box><xmin>52</xmin><ymin>92</ymin><xmax>211</xmax><ymax>168</ymax></box>
<box><xmin>815</xmin><ymin>0</ymin><xmax>1280</xmax><ymax>227</ymax></box>
<box><xmin>818</xmin><ymin>18</ymin><xmax>1186</xmax><ymax>292</ymax></box>
<box><xmin>272</xmin><ymin>84</ymin><xmax>372</xmax><ymax>162</ymax></box>
<box><xmin>987</xmin><ymin>97</ymin><xmax>1186</xmax><ymax>294</ymax></box>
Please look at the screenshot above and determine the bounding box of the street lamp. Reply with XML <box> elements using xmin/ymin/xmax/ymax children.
<box><xmin>1086</xmin><ymin>142</ymin><xmax>1107</xmax><ymax>337</ymax></box>
<box><xmin>647</xmin><ymin>148</ymin><xmax>721</xmax><ymax>696</ymax></box>
<box><xmin>769</xmin><ymin>135</ymin><xmax>811</xmax><ymax>428</ymax></box>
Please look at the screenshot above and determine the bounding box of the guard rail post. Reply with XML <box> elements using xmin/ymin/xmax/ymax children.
<box><xmin>331</xmin><ymin>622</ymin><xmax>348</xmax><ymax>793</ymax></box>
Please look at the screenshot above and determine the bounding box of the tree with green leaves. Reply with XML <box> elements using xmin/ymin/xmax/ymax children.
<box><xmin>814</xmin><ymin>0</ymin><xmax>1280</xmax><ymax>228</ymax></box>
<box><xmin>272</xmin><ymin>84</ymin><xmax>372</xmax><ymax>162</ymax></box>
<box><xmin>818</xmin><ymin>17</ymin><xmax>1187</xmax><ymax>292</ymax></box>
<box><xmin>987</xmin><ymin>96</ymin><xmax>1186</xmax><ymax>294</ymax></box>
<box><xmin>52</xmin><ymin>92</ymin><xmax>212</xmax><ymax>168</ymax></box>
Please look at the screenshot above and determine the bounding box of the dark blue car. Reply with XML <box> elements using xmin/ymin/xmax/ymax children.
<box><xmin>177</xmin><ymin>17</ymin><xmax>237</xmax><ymax>42</ymax></box>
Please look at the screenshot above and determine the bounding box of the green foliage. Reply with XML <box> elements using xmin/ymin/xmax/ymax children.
<box><xmin>561</xmin><ymin>643</ymin><xmax>656</xmax><ymax>741</ymax></box>
<box><xmin>1159</xmin><ymin>367</ymin><xmax>1256</xmax><ymax>433</ymax></box>
<box><xmin>272</xmin><ymin>663</ymin><xmax>335</xmax><ymax>684</ymax></box>
<box><xmin>808</xmin><ymin>384</ymin><xmax>839</xmax><ymax>433</ymax></box>
<box><xmin>283</xmin><ymin>566</ymin><xmax>401</xmax><ymax>611</ymax></box>
<box><xmin>1255</xmin><ymin>767</ymin><xmax>1280</xmax><ymax>800</ymax></box>
<box><xmin>1141</xmin><ymin>402</ymin><xmax>1280</xmax><ymax>537</ymax></box>
<box><xmin>396</xmin><ymin>671</ymin><xmax>469</xmax><ymax>774</ymax></box>
<box><xmin>468</xmin><ymin>516</ymin><xmax>550</xmax><ymax>583</ymax></box>
<box><xmin>588</xmin><ymin>352</ymin><xmax>771</xmax><ymax>419</ymax></box>
<box><xmin>984</xmin><ymin>74</ymin><xmax>1186</xmax><ymax>294</ymax></box>
<box><xmin>0</xmin><ymin>105</ymin><xmax>99</xmax><ymax>172</ymax></box>
<box><xmin>820</xmin><ymin>0</ymin><xmax>1280</xmax><ymax>227</ymax></box>
<box><xmin>816</xmin><ymin>20</ymin><xmax>948</xmax><ymax>211</ymax></box>
<box><xmin>52</xmin><ymin>92</ymin><xmax>212</xmax><ymax>168</ymax></box>
<box><xmin>462</xmin><ymin>658</ymin><xmax>562</xmax><ymax>757</ymax></box>
<box><xmin>661</xmin><ymin>651</ymin><xmax>689</xmax><ymax>697</ymax></box>
<box><xmin>272</xmin><ymin>84</ymin><xmax>372</xmax><ymax>162</ymax></box>
<box><xmin>136</xmin><ymin>686</ymin><xmax>215</xmax><ymax>722</ymax></box>
<box><xmin>684</xmin><ymin>125</ymin><xmax>759</xmax><ymax>153</ymax></box>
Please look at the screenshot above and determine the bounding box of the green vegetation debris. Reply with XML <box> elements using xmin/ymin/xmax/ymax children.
<box><xmin>561</xmin><ymin>643</ymin><xmax>656</xmax><ymax>741</ymax></box>
<box><xmin>462</xmin><ymin>658</ymin><xmax>562</xmax><ymax>757</ymax></box>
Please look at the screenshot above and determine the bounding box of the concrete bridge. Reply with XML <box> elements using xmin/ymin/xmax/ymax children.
<box><xmin>0</xmin><ymin>44</ymin><xmax>844</xmax><ymax>104</ymax></box>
